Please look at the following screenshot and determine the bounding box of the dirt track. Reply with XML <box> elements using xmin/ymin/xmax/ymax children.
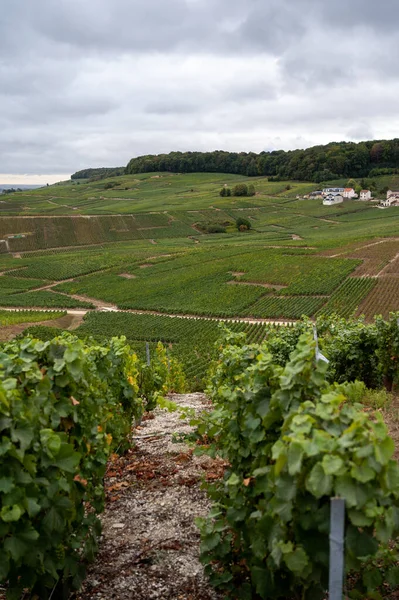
<box><xmin>73</xmin><ymin>393</ymin><xmax>223</xmax><ymax>600</ymax></box>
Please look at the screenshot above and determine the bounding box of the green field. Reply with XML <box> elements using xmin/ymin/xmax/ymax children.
<box><xmin>0</xmin><ymin>309</ymin><xmax>65</xmax><ymax>326</ymax></box>
<box><xmin>0</xmin><ymin>171</ymin><xmax>398</xmax><ymax>325</ymax></box>
<box><xmin>24</xmin><ymin>312</ymin><xmax>272</xmax><ymax>389</ymax></box>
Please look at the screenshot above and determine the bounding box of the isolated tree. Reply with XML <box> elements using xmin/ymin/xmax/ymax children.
<box><xmin>236</xmin><ymin>217</ymin><xmax>251</xmax><ymax>231</ymax></box>
<box><xmin>248</xmin><ymin>184</ymin><xmax>256</xmax><ymax>197</ymax></box>
<box><xmin>346</xmin><ymin>179</ymin><xmax>357</xmax><ymax>189</ymax></box>
<box><xmin>232</xmin><ymin>183</ymin><xmax>248</xmax><ymax>197</ymax></box>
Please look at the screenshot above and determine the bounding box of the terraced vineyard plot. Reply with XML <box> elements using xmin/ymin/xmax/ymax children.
<box><xmin>55</xmin><ymin>247</ymin><xmax>359</xmax><ymax>317</ymax></box>
<box><xmin>229</xmin><ymin>253</ymin><xmax>358</xmax><ymax>294</ymax></box>
<box><xmin>5</xmin><ymin>247</ymin><xmax>177</xmax><ymax>281</ymax></box>
<box><xmin>58</xmin><ymin>266</ymin><xmax>264</xmax><ymax>317</ymax></box>
<box><xmin>0</xmin><ymin>215</ymin><xmax>195</xmax><ymax>253</ymax></box>
<box><xmin>74</xmin><ymin>312</ymin><xmax>270</xmax><ymax>387</ymax></box>
<box><xmin>356</xmin><ymin>277</ymin><xmax>399</xmax><ymax>320</ymax></box>
<box><xmin>280</xmin><ymin>259</ymin><xmax>360</xmax><ymax>295</ymax></box>
<box><xmin>242</xmin><ymin>295</ymin><xmax>325</xmax><ymax>319</ymax></box>
<box><xmin>0</xmin><ymin>309</ymin><xmax>65</xmax><ymax>326</ymax></box>
<box><xmin>1</xmin><ymin>172</ymin><xmax>399</xmax><ymax>321</ymax></box>
<box><xmin>0</xmin><ymin>291</ymin><xmax>93</xmax><ymax>308</ymax></box>
<box><xmin>317</xmin><ymin>277</ymin><xmax>377</xmax><ymax>318</ymax></box>
<box><xmin>5</xmin><ymin>253</ymin><xmax>124</xmax><ymax>280</ymax></box>
<box><xmin>343</xmin><ymin>239</ymin><xmax>399</xmax><ymax>276</ymax></box>
<box><xmin>133</xmin><ymin>213</ymin><xmax>170</xmax><ymax>227</ymax></box>
<box><xmin>0</xmin><ymin>276</ymin><xmax>47</xmax><ymax>294</ymax></box>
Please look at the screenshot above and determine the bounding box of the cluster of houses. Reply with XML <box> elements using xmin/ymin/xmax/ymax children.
<box><xmin>304</xmin><ymin>187</ymin><xmax>372</xmax><ymax>206</ymax></box>
<box><xmin>302</xmin><ymin>186</ymin><xmax>399</xmax><ymax>208</ymax></box>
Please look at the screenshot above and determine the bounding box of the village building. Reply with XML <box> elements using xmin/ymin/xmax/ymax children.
<box><xmin>359</xmin><ymin>190</ymin><xmax>372</xmax><ymax>201</ymax></box>
<box><xmin>343</xmin><ymin>188</ymin><xmax>356</xmax><ymax>199</ymax></box>
<box><xmin>381</xmin><ymin>190</ymin><xmax>399</xmax><ymax>207</ymax></box>
<box><xmin>309</xmin><ymin>191</ymin><xmax>323</xmax><ymax>199</ymax></box>
<box><xmin>322</xmin><ymin>188</ymin><xmax>344</xmax><ymax>197</ymax></box>
<box><xmin>323</xmin><ymin>194</ymin><xmax>343</xmax><ymax>206</ymax></box>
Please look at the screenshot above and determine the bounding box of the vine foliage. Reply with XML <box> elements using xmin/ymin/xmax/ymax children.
<box><xmin>0</xmin><ymin>333</ymin><xmax>181</xmax><ymax>599</ymax></box>
<box><xmin>197</xmin><ymin>331</ymin><xmax>399</xmax><ymax>599</ymax></box>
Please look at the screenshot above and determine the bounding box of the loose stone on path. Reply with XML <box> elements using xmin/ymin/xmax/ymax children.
<box><xmin>73</xmin><ymin>393</ymin><xmax>224</xmax><ymax>600</ymax></box>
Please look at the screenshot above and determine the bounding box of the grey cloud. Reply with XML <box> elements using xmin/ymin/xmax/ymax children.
<box><xmin>145</xmin><ymin>101</ymin><xmax>200</xmax><ymax>115</ymax></box>
<box><xmin>347</xmin><ymin>124</ymin><xmax>375</xmax><ymax>141</ymax></box>
<box><xmin>2</xmin><ymin>0</ymin><xmax>399</xmax><ymax>176</ymax></box>
<box><xmin>316</xmin><ymin>0</ymin><xmax>399</xmax><ymax>32</ymax></box>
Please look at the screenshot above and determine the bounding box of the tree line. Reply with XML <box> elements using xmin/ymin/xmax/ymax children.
<box><xmin>71</xmin><ymin>167</ymin><xmax>125</xmax><ymax>180</ymax></box>
<box><xmin>124</xmin><ymin>139</ymin><xmax>399</xmax><ymax>182</ymax></box>
<box><xmin>71</xmin><ymin>139</ymin><xmax>399</xmax><ymax>183</ymax></box>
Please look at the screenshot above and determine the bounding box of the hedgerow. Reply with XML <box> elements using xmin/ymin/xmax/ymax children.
<box><xmin>197</xmin><ymin>331</ymin><xmax>399</xmax><ymax>599</ymax></box>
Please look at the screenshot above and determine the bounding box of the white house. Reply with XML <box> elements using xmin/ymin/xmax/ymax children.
<box><xmin>343</xmin><ymin>188</ymin><xmax>356</xmax><ymax>199</ymax></box>
<box><xmin>381</xmin><ymin>191</ymin><xmax>399</xmax><ymax>207</ymax></box>
<box><xmin>359</xmin><ymin>190</ymin><xmax>372</xmax><ymax>201</ymax></box>
<box><xmin>322</xmin><ymin>188</ymin><xmax>344</xmax><ymax>197</ymax></box>
<box><xmin>323</xmin><ymin>194</ymin><xmax>343</xmax><ymax>206</ymax></box>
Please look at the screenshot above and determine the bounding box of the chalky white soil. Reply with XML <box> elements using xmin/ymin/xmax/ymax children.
<box><xmin>73</xmin><ymin>393</ymin><xmax>224</xmax><ymax>600</ymax></box>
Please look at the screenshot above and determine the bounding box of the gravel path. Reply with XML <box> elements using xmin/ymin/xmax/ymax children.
<box><xmin>73</xmin><ymin>393</ymin><xmax>225</xmax><ymax>600</ymax></box>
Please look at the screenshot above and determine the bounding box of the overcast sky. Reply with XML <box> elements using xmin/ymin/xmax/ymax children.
<box><xmin>1</xmin><ymin>0</ymin><xmax>399</xmax><ymax>182</ymax></box>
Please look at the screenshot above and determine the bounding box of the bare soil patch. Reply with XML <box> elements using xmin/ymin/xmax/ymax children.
<box><xmin>0</xmin><ymin>312</ymin><xmax>83</xmax><ymax>342</ymax></box>
<box><xmin>73</xmin><ymin>393</ymin><xmax>224</xmax><ymax>600</ymax></box>
<box><xmin>48</xmin><ymin>289</ymin><xmax>116</xmax><ymax>310</ymax></box>
<box><xmin>139</xmin><ymin>264</ymin><xmax>153</xmax><ymax>269</ymax></box>
<box><xmin>119</xmin><ymin>273</ymin><xmax>137</xmax><ymax>279</ymax></box>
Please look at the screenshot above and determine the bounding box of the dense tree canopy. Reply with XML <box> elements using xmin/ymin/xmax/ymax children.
<box><xmin>125</xmin><ymin>139</ymin><xmax>399</xmax><ymax>182</ymax></box>
<box><xmin>71</xmin><ymin>167</ymin><xmax>125</xmax><ymax>180</ymax></box>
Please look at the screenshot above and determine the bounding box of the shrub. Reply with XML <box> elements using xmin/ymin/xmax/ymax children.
<box><xmin>206</xmin><ymin>224</ymin><xmax>227</xmax><ymax>234</ymax></box>
<box><xmin>232</xmin><ymin>183</ymin><xmax>248</xmax><ymax>197</ymax></box>
<box><xmin>198</xmin><ymin>333</ymin><xmax>399</xmax><ymax>599</ymax></box>
<box><xmin>236</xmin><ymin>217</ymin><xmax>252</xmax><ymax>231</ymax></box>
<box><xmin>219</xmin><ymin>187</ymin><xmax>226</xmax><ymax>197</ymax></box>
<box><xmin>194</xmin><ymin>222</ymin><xmax>227</xmax><ymax>234</ymax></box>
<box><xmin>248</xmin><ymin>184</ymin><xmax>256</xmax><ymax>196</ymax></box>
<box><xmin>0</xmin><ymin>333</ymin><xmax>143</xmax><ymax>598</ymax></box>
